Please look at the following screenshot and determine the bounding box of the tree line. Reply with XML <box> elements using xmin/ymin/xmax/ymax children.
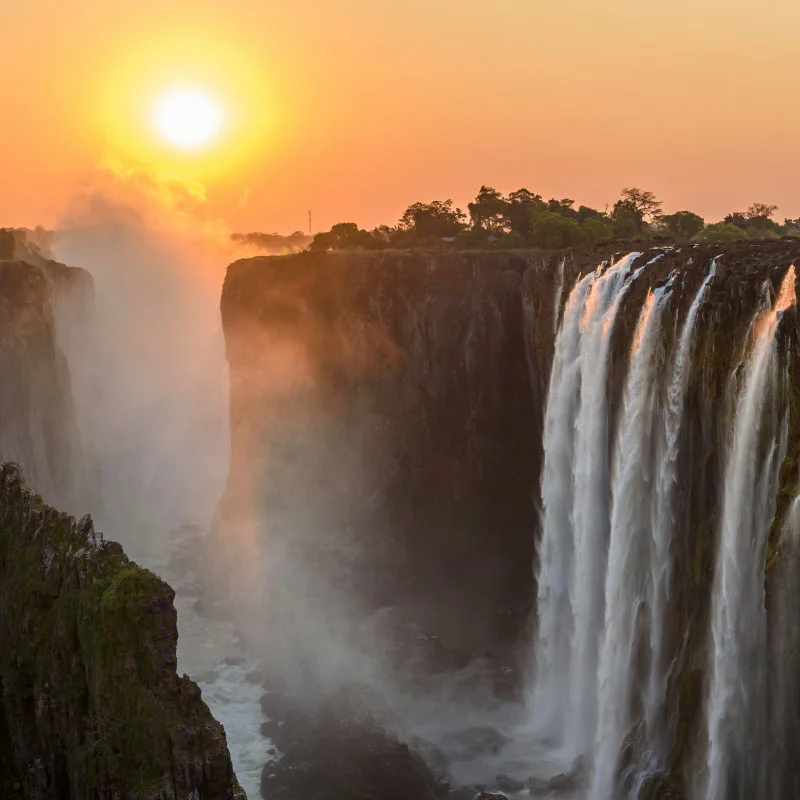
<box><xmin>308</xmin><ymin>187</ymin><xmax>800</xmax><ymax>252</ymax></box>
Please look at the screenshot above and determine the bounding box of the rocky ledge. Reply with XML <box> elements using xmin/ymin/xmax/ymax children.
<box><xmin>0</xmin><ymin>462</ymin><xmax>245</xmax><ymax>800</ymax></box>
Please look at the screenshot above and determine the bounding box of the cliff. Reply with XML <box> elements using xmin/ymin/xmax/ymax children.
<box><xmin>219</xmin><ymin>242</ymin><xmax>800</xmax><ymax>796</ymax></box>
<box><xmin>0</xmin><ymin>229</ymin><xmax>93</xmax><ymax>511</ymax></box>
<box><xmin>0</xmin><ymin>462</ymin><xmax>245</xmax><ymax>799</ymax></box>
<box><xmin>219</xmin><ymin>250</ymin><xmax>571</xmax><ymax>652</ymax></box>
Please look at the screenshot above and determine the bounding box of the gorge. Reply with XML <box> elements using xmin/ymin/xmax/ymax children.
<box><xmin>3</xmin><ymin>229</ymin><xmax>800</xmax><ymax>799</ymax></box>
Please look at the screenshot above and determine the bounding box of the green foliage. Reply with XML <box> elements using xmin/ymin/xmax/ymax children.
<box><xmin>531</xmin><ymin>211</ymin><xmax>583</xmax><ymax>248</ymax></box>
<box><xmin>577</xmin><ymin>204</ymin><xmax>606</xmax><ymax>223</ymax></box>
<box><xmin>301</xmin><ymin>184</ymin><xmax>795</xmax><ymax>252</ymax></box>
<box><xmin>611</xmin><ymin>200</ymin><xmax>643</xmax><ymax>238</ymax></box>
<box><xmin>311</xmin><ymin>222</ymin><xmax>382</xmax><ymax>251</ymax></box>
<box><xmin>468</xmin><ymin>186</ymin><xmax>508</xmax><ymax>234</ymax></box>
<box><xmin>399</xmin><ymin>199</ymin><xmax>467</xmax><ymax>238</ymax></box>
<box><xmin>505</xmin><ymin>188</ymin><xmax>546</xmax><ymax>235</ymax></box>
<box><xmin>581</xmin><ymin>216</ymin><xmax>614</xmax><ymax>245</ymax></box>
<box><xmin>0</xmin><ymin>465</ymin><xmax>237</xmax><ymax>797</ymax></box>
<box><xmin>620</xmin><ymin>187</ymin><xmax>663</xmax><ymax>222</ymax></box>
<box><xmin>661</xmin><ymin>210</ymin><xmax>705</xmax><ymax>240</ymax></box>
<box><xmin>695</xmin><ymin>222</ymin><xmax>749</xmax><ymax>242</ymax></box>
<box><xmin>497</xmin><ymin>231</ymin><xmax>528</xmax><ymax>249</ymax></box>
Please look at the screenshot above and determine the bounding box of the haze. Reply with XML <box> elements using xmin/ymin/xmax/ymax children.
<box><xmin>4</xmin><ymin>0</ymin><xmax>800</xmax><ymax>234</ymax></box>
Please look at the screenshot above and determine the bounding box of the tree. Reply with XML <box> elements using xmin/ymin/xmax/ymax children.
<box><xmin>531</xmin><ymin>212</ymin><xmax>582</xmax><ymax>249</ymax></box>
<box><xmin>694</xmin><ymin>222</ymin><xmax>748</xmax><ymax>243</ymax></box>
<box><xmin>547</xmin><ymin>198</ymin><xmax>578</xmax><ymax>219</ymax></box>
<box><xmin>611</xmin><ymin>200</ymin><xmax>643</xmax><ymax>238</ymax></box>
<box><xmin>310</xmin><ymin>222</ymin><xmax>375</xmax><ymax>251</ymax></box>
<box><xmin>504</xmin><ymin>188</ymin><xmax>545</xmax><ymax>236</ymax></box>
<box><xmin>724</xmin><ymin>212</ymin><xmax>748</xmax><ymax>229</ymax></box>
<box><xmin>747</xmin><ymin>203</ymin><xmax>778</xmax><ymax>221</ymax></box>
<box><xmin>661</xmin><ymin>211</ymin><xmax>705</xmax><ymax>240</ymax></box>
<box><xmin>581</xmin><ymin>216</ymin><xmax>613</xmax><ymax>246</ymax></box>
<box><xmin>619</xmin><ymin>187</ymin><xmax>663</xmax><ymax>223</ymax></box>
<box><xmin>577</xmin><ymin>205</ymin><xmax>606</xmax><ymax>223</ymax></box>
<box><xmin>399</xmin><ymin>200</ymin><xmax>467</xmax><ymax>238</ymax></box>
<box><xmin>744</xmin><ymin>203</ymin><xmax>780</xmax><ymax>235</ymax></box>
<box><xmin>468</xmin><ymin>186</ymin><xmax>508</xmax><ymax>234</ymax></box>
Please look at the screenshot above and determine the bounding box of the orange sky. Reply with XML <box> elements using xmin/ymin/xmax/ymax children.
<box><xmin>4</xmin><ymin>0</ymin><xmax>800</xmax><ymax>234</ymax></box>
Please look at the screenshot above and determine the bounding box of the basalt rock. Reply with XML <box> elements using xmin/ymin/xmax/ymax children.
<box><xmin>0</xmin><ymin>229</ymin><xmax>93</xmax><ymax>512</ymax></box>
<box><xmin>258</xmin><ymin>684</ymin><xmax>440</xmax><ymax>800</ymax></box>
<box><xmin>0</xmin><ymin>462</ymin><xmax>245</xmax><ymax>800</ymax></box>
<box><xmin>218</xmin><ymin>242</ymin><xmax>800</xmax><ymax>795</ymax></box>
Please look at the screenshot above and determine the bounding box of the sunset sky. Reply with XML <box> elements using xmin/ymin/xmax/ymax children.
<box><xmin>4</xmin><ymin>0</ymin><xmax>800</xmax><ymax>234</ymax></box>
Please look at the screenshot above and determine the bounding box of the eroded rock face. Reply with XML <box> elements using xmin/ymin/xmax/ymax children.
<box><xmin>218</xmin><ymin>242</ymin><xmax>800</xmax><ymax>794</ymax></box>
<box><xmin>0</xmin><ymin>230</ymin><xmax>93</xmax><ymax>512</ymax></box>
<box><xmin>258</xmin><ymin>683</ymin><xmax>442</xmax><ymax>800</ymax></box>
<box><xmin>218</xmin><ymin>250</ymin><xmax>575</xmax><ymax>654</ymax></box>
<box><xmin>0</xmin><ymin>462</ymin><xmax>245</xmax><ymax>800</ymax></box>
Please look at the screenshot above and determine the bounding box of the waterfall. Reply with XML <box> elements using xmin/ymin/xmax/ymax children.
<box><xmin>531</xmin><ymin>252</ymin><xmax>642</xmax><ymax>758</ymax></box>
<box><xmin>530</xmin><ymin>269</ymin><xmax>595</xmax><ymax>734</ymax></box>
<box><xmin>645</xmin><ymin>263</ymin><xmax>718</xmax><ymax>743</ymax></box>
<box><xmin>590</xmin><ymin>278</ymin><xmax>674</xmax><ymax>800</ymax></box>
<box><xmin>553</xmin><ymin>257</ymin><xmax>566</xmax><ymax>335</ymax></box>
<box><xmin>704</xmin><ymin>265</ymin><xmax>796</xmax><ymax>800</ymax></box>
<box><xmin>567</xmin><ymin>253</ymin><xmax>649</xmax><ymax>755</ymax></box>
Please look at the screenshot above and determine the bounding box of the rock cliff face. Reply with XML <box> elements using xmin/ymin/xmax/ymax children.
<box><xmin>219</xmin><ymin>242</ymin><xmax>800</xmax><ymax>796</ymax></box>
<box><xmin>0</xmin><ymin>462</ymin><xmax>245</xmax><ymax>800</ymax></box>
<box><xmin>0</xmin><ymin>229</ymin><xmax>93</xmax><ymax>512</ymax></box>
<box><xmin>219</xmin><ymin>250</ymin><xmax>570</xmax><ymax>652</ymax></box>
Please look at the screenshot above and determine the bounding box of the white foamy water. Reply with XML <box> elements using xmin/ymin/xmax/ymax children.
<box><xmin>591</xmin><ymin>279</ymin><xmax>673</xmax><ymax>800</ymax></box>
<box><xmin>704</xmin><ymin>266</ymin><xmax>796</xmax><ymax>800</ymax></box>
<box><xmin>197</xmin><ymin>663</ymin><xmax>273</xmax><ymax>799</ymax></box>
<box><xmin>134</xmin><ymin>525</ymin><xmax>272</xmax><ymax>800</ymax></box>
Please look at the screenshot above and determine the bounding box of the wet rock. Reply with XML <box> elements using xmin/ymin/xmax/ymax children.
<box><xmin>258</xmin><ymin>684</ymin><xmax>439</xmax><ymax>800</ymax></box>
<box><xmin>495</xmin><ymin>773</ymin><xmax>525</xmax><ymax>792</ymax></box>
<box><xmin>0</xmin><ymin>463</ymin><xmax>245</xmax><ymax>800</ymax></box>
<box><xmin>246</xmin><ymin>668</ymin><xmax>266</xmax><ymax>685</ymax></box>
<box><xmin>549</xmin><ymin>772</ymin><xmax>575</xmax><ymax>791</ymax></box>
<box><xmin>409</xmin><ymin>734</ymin><xmax>451</xmax><ymax>781</ymax></box>
<box><xmin>441</xmin><ymin>726</ymin><xmax>511</xmax><ymax>761</ymax></box>
<box><xmin>638</xmin><ymin>772</ymin><xmax>685</xmax><ymax>800</ymax></box>
<box><xmin>527</xmin><ymin>775</ymin><xmax>550</xmax><ymax>795</ymax></box>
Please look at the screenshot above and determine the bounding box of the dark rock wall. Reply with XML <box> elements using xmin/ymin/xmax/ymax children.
<box><xmin>219</xmin><ymin>250</ymin><xmax>577</xmax><ymax>652</ymax></box>
<box><xmin>0</xmin><ymin>462</ymin><xmax>245</xmax><ymax>800</ymax></box>
<box><xmin>219</xmin><ymin>242</ymin><xmax>800</xmax><ymax>794</ymax></box>
<box><xmin>0</xmin><ymin>230</ymin><xmax>93</xmax><ymax>512</ymax></box>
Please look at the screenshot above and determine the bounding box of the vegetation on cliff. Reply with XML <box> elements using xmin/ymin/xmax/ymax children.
<box><xmin>268</xmin><ymin>187</ymin><xmax>800</xmax><ymax>253</ymax></box>
<box><xmin>0</xmin><ymin>462</ymin><xmax>244</xmax><ymax>800</ymax></box>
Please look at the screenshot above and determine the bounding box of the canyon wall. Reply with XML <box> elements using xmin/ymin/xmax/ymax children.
<box><xmin>0</xmin><ymin>230</ymin><xmax>245</xmax><ymax>799</ymax></box>
<box><xmin>0</xmin><ymin>229</ymin><xmax>93</xmax><ymax>512</ymax></box>
<box><xmin>0</xmin><ymin>463</ymin><xmax>245</xmax><ymax>799</ymax></box>
<box><xmin>219</xmin><ymin>242</ymin><xmax>800</xmax><ymax>796</ymax></box>
<box><xmin>219</xmin><ymin>250</ymin><xmax>573</xmax><ymax>652</ymax></box>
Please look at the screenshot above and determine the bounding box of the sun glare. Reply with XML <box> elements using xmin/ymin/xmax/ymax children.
<box><xmin>154</xmin><ymin>88</ymin><xmax>222</xmax><ymax>150</ymax></box>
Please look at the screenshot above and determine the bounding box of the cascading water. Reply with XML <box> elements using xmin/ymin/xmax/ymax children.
<box><xmin>528</xmin><ymin>252</ymin><xmax>777</xmax><ymax>798</ymax></box>
<box><xmin>530</xmin><ymin>269</ymin><xmax>594</xmax><ymax>735</ymax></box>
<box><xmin>591</xmin><ymin>277</ymin><xmax>675</xmax><ymax>800</ymax></box>
<box><xmin>531</xmin><ymin>253</ymin><xmax>642</xmax><ymax>759</ymax></box>
<box><xmin>703</xmin><ymin>265</ymin><xmax>796</xmax><ymax>800</ymax></box>
<box><xmin>644</xmin><ymin>261</ymin><xmax>717</xmax><ymax>747</ymax></box>
<box><xmin>567</xmin><ymin>254</ymin><xmax>645</xmax><ymax>756</ymax></box>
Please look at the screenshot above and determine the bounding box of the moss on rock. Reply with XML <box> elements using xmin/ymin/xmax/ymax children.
<box><xmin>0</xmin><ymin>462</ymin><xmax>245</xmax><ymax>800</ymax></box>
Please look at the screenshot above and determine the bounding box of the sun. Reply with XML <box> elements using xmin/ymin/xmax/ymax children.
<box><xmin>154</xmin><ymin>88</ymin><xmax>223</xmax><ymax>150</ymax></box>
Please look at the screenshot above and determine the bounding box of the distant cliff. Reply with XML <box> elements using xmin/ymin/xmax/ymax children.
<box><xmin>0</xmin><ymin>462</ymin><xmax>245</xmax><ymax>800</ymax></box>
<box><xmin>218</xmin><ymin>249</ymin><xmax>585</xmax><ymax>652</ymax></box>
<box><xmin>0</xmin><ymin>229</ymin><xmax>93</xmax><ymax>511</ymax></box>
